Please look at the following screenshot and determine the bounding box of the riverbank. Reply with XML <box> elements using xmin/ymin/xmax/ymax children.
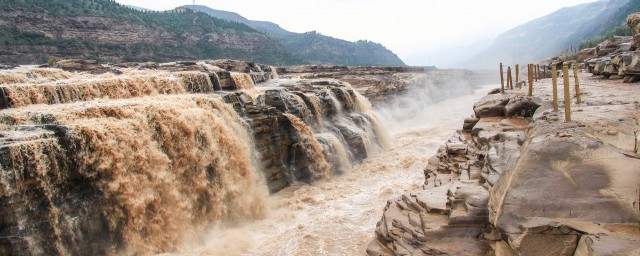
<box><xmin>368</xmin><ymin>72</ymin><xmax>640</xmax><ymax>255</ymax></box>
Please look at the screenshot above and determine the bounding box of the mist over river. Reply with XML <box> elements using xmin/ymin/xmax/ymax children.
<box><xmin>166</xmin><ymin>81</ymin><xmax>495</xmax><ymax>256</ymax></box>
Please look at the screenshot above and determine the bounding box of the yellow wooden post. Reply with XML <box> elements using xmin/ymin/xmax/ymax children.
<box><xmin>573</xmin><ymin>63</ymin><xmax>581</xmax><ymax>104</ymax></box>
<box><xmin>515</xmin><ymin>64</ymin><xmax>520</xmax><ymax>85</ymax></box>
<box><xmin>510</xmin><ymin>66</ymin><xmax>514</xmax><ymax>89</ymax></box>
<box><xmin>500</xmin><ymin>63</ymin><xmax>504</xmax><ymax>94</ymax></box>
<box><xmin>528</xmin><ymin>64</ymin><xmax>533</xmax><ymax>96</ymax></box>
<box><xmin>563</xmin><ymin>63</ymin><xmax>572</xmax><ymax>122</ymax></box>
<box><xmin>552</xmin><ymin>63</ymin><xmax>558</xmax><ymax>113</ymax></box>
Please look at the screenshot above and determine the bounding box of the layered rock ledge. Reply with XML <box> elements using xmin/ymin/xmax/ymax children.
<box><xmin>368</xmin><ymin>72</ymin><xmax>640</xmax><ymax>255</ymax></box>
<box><xmin>0</xmin><ymin>59</ymin><xmax>389</xmax><ymax>255</ymax></box>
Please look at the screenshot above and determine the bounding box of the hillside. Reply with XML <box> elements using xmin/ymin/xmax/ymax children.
<box><xmin>186</xmin><ymin>5</ymin><xmax>406</xmax><ymax>66</ymax></box>
<box><xmin>0</xmin><ymin>0</ymin><xmax>300</xmax><ymax>65</ymax></box>
<box><xmin>464</xmin><ymin>0</ymin><xmax>638</xmax><ymax>68</ymax></box>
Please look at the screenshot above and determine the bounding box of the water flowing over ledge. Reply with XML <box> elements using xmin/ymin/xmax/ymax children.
<box><xmin>0</xmin><ymin>59</ymin><xmax>388</xmax><ymax>255</ymax></box>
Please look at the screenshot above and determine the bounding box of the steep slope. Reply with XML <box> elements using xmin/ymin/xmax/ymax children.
<box><xmin>186</xmin><ymin>5</ymin><xmax>406</xmax><ymax>66</ymax></box>
<box><xmin>0</xmin><ymin>0</ymin><xmax>300</xmax><ymax>65</ymax></box>
<box><xmin>465</xmin><ymin>0</ymin><xmax>636</xmax><ymax>68</ymax></box>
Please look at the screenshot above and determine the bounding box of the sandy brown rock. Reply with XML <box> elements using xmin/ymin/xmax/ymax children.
<box><xmin>628</xmin><ymin>12</ymin><xmax>640</xmax><ymax>50</ymax></box>
<box><xmin>370</xmin><ymin>71</ymin><xmax>640</xmax><ymax>255</ymax></box>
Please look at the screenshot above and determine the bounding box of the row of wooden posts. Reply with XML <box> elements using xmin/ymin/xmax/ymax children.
<box><xmin>500</xmin><ymin>62</ymin><xmax>581</xmax><ymax>122</ymax></box>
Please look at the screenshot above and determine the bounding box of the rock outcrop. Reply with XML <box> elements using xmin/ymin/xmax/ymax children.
<box><xmin>628</xmin><ymin>12</ymin><xmax>640</xmax><ymax>50</ymax></box>
<box><xmin>368</xmin><ymin>92</ymin><xmax>534</xmax><ymax>255</ymax></box>
<box><xmin>369</xmin><ymin>72</ymin><xmax>640</xmax><ymax>255</ymax></box>
<box><xmin>580</xmin><ymin>25</ymin><xmax>640</xmax><ymax>82</ymax></box>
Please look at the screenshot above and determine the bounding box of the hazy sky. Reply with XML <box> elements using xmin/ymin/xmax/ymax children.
<box><xmin>114</xmin><ymin>0</ymin><xmax>598</xmax><ymax>67</ymax></box>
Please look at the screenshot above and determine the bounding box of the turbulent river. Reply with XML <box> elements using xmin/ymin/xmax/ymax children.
<box><xmin>166</xmin><ymin>84</ymin><xmax>494</xmax><ymax>256</ymax></box>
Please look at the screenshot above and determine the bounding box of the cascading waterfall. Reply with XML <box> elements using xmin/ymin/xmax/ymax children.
<box><xmin>0</xmin><ymin>96</ymin><xmax>268</xmax><ymax>255</ymax></box>
<box><xmin>175</xmin><ymin>71</ymin><xmax>214</xmax><ymax>93</ymax></box>
<box><xmin>315</xmin><ymin>132</ymin><xmax>352</xmax><ymax>174</ymax></box>
<box><xmin>0</xmin><ymin>71</ymin><xmax>221</xmax><ymax>109</ymax></box>
<box><xmin>0</xmin><ymin>62</ymin><xmax>392</xmax><ymax>255</ymax></box>
<box><xmin>229</xmin><ymin>72</ymin><xmax>255</xmax><ymax>90</ymax></box>
<box><xmin>0</xmin><ymin>68</ymin><xmax>73</xmax><ymax>85</ymax></box>
<box><xmin>282</xmin><ymin>113</ymin><xmax>332</xmax><ymax>180</ymax></box>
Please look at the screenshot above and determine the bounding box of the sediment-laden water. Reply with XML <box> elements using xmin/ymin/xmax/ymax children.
<box><xmin>166</xmin><ymin>84</ymin><xmax>493</xmax><ymax>256</ymax></box>
<box><xmin>0</xmin><ymin>63</ymin><xmax>491</xmax><ymax>255</ymax></box>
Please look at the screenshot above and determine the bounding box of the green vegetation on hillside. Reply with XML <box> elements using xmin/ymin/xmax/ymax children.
<box><xmin>0</xmin><ymin>0</ymin><xmax>303</xmax><ymax>65</ymax></box>
<box><xmin>0</xmin><ymin>0</ymin><xmax>404</xmax><ymax>66</ymax></box>
<box><xmin>579</xmin><ymin>24</ymin><xmax>632</xmax><ymax>49</ymax></box>
<box><xmin>578</xmin><ymin>0</ymin><xmax>639</xmax><ymax>49</ymax></box>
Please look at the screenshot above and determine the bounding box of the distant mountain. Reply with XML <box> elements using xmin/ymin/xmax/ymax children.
<box><xmin>186</xmin><ymin>6</ymin><xmax>294</xmax><ymax>38</ymax></box>
<box><xmin>464</xmin><ymin>0</ymin><xmax>638</xmax><ymax>68</ymax></box>
<box><xmin>186</xmin><ymin>5</ymin><xmax>406</xmax><ymax>66</ymax></box>
<box><xmin>0</xmin><ymin>0</ymin><xmax>300</xmax><ymax>65</ymax></box>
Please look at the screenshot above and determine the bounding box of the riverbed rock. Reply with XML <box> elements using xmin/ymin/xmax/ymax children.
<box><xmin>369</xmin><ymin>112</ymin><xmax>528</xmax><ymax>255</ymax></box>
<box><xmin>504</xmin><ymin>96</ymin><xmax>542</xmax><ymax>117</ymax></box>
<box><xmin>473</xmin><ymin>94</ymin><xmax>510</xmax><ymax>118</ymax></box>
<box><xmin>463</xmin><ymin>117</ymin><xmax>480</xmax><ymax>131</ymax></box>
<box><xmin>370</xmin><ymin>72</ymin><xmax>640</xmax><ymax>255</ymax></box>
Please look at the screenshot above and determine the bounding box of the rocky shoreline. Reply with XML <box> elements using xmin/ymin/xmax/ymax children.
<box><xmin>368</xmin><ymin>72</ymin><xmax>640</xmax><ymax>255</ymax></box>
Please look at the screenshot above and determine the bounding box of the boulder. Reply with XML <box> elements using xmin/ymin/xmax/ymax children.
<box><xmin>578</xmin><ymin>48</ymin><xmax>597</xmax><ymax>62</ymax></box>
<box><xmin>463</xmin><ymin>117</ymin><xmax>480</xmax><ymax>131</ymax></box>
<box><xmin>504</xmin><ymin>96</ymin><xmax>542</xmax><ymax>117</ymax></box>
<box><xmin>624</xmin><ymin>51</ymin><xmax>640</xmax><ymax>75</ymax></box>
<box><xmin>473</xmin><ymin>94</ymin><xmax>510</xmax><ymax>118</ymax></box>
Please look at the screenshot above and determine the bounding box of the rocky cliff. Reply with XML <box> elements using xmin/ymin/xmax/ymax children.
<box><xmin>368</xmin><ymin>71</ymin><xmax>640</xmax><ymax>255</ymax></box>
<box><xmin>0</xmin><ymin>59</ymin><xmax>388</xmax><ymax>255</ymax></box>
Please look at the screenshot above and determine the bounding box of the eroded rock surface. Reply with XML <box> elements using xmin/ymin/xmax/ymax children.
<box><xmin>369</xmin><ymin>72</ymin><xmax>640</xmax><ymax>255</ymax></box>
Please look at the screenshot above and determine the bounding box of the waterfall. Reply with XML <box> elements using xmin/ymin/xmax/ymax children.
<box><xmin>0</xmin><ymin>95</ymin><xmax>268</xmax><ymax>255</ymax></box>
<box><xmin>0</xmin><ymin>62</ymin><xmax>391</xmax><ymax>255</ymax></box>
<box><xmin>282</xmin><ymin>113</ymin><xmax>332</xmax><ymax>181</ymax></box>
<box><xmin>0</xmin><ymin>75</ymin><xmax>186</xmax><ymax>109</ymax></box>
<box><xmin>229</xmin><ymin>72</ymin><xmax>255</xmax><ymax>90</ymax></box>
<box><xmin>175</xmin><ymin>71</ymin><xmax>214</xmax><ymax>93</ymax></box>
<box><xmin>315</xmin><ymin>132</ymin><xmax>352</xmax><ymax>174</ymax></box>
